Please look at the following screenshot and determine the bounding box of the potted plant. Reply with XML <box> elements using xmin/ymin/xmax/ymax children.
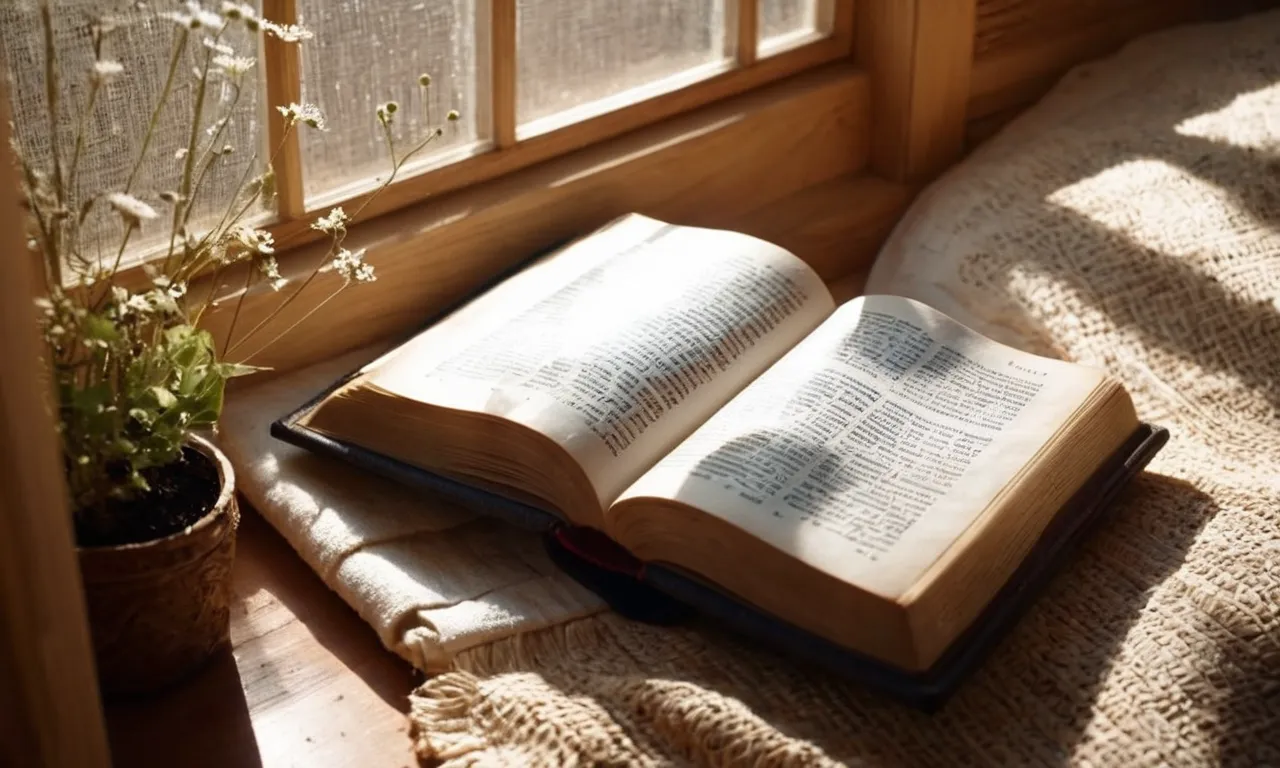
<box><xmin>11</xmin><ymin>0</ymin><xmax>456</xmax><ymax>695</ymax></box>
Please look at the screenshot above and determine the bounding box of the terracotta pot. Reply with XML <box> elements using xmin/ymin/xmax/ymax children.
<box><xmin>77</xmin><ymin>433</ymin><xmax>239</xmax><ymax>697</ymax></box>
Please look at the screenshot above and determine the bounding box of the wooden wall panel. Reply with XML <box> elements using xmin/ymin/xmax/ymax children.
<box><xmin>856</xmin><ymin>0</ymin><xmax>977</xmax><ymax>183</ymax></box>
<box><xmin>202</xmin><ymin>65</ymin><xmax>872</xmax><ymax>374</ymax></box>
<box><xmin>967</xmin><ymin>0</ymin><xmax>1274</xmax><ymax>142</ymax></box>
<box><xmin>975</xmin><ymin>0</ymin><xmax>1155</xmax><ymax>57</ymax></box>
<box><xmin>0</xmin><ymin>79</ymin><xmax>112</xmax><ymax>768</ymax></box>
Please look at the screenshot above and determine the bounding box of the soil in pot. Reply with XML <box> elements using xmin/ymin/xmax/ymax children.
<box><xmin>76</xmin><ymin>435</ymin><xmax>238</xmax><ymax>698</ymax></box>
<box><xmin>75</xmin><ymin>446</ymin><xmax>220</xmax><ymax>548</ymax></box>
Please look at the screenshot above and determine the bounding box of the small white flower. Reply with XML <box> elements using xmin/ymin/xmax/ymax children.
<box><xmin>162</xmin><ymin>10</ymin><xmax>197</xmax><ymax>28</ymax></box>
<box><xmin>174</xmin><ymin>147</ymin><xmax>189</xmax><ymax>160</ymax></box>
<box><xmin>327</xmin><ymin>248</ymin><xmax>376</xmax><ymax>284</ymax></box>
<box><xmin>186</xmin><ymin>1</ymin><xmax>225</xmax><ymax>29</ymax></box>
<box><xmin>220</xmin><ymin>1</ymin><xmax>256</xmax><ymax>21</ymax></box>
<box><xmin>213</xmin><ymin>54</ymin><xmax>255</xmax><ymax>77</ymax></box>
<box><xmin>90</xmin><ymin>60</ymin><xmax>124</xmax><ymax>86</ymax></box>
<box><xmin>261</xmin><ymin>20</ymin><xmax>313</xmax><ymax>42</ymax></box>
<box><xmin>147</xmin><ymin>287</ymin><xmax>181</xmax><ymax>316</ymax></box>
<box><xmin>230</xmin><ymin>225</ymin><xmax>275</xmax><ymax>255</ymax></box>
<box><xmin>375</xmin><ymin>102</ymin><xmax>397</xmax><ymax>125</ymax></box>
<box><xmin>110</xmin><ymin>285</ymin><xmax>129</xmax><ymax>306</ymax></box>
<box><xmin>202</xmin><ymin>37</ymin><xmax>234</xmax><ymax>56</ymax></box>
<box><xmin>204</xmin><ymin>116</ymin><xmax>229</xmax><ymax>136</ymax></box>
<box><xmin>106</xmin><ymin>192</ymin><xmax>158</xmax><ymax>226</ymax></box>
<box><xmin>258</xmin><ymin>255</ymin><xmax>287</xmax><ymax>291</ymax></box>
<box><xmin>163</xmin><ymin>2</ymin><xmax>222</xmax><ymax>30</ymax></box>
<box><xmin>126</xmin><ymin>293</ymin><xmax>154</xmax><ymax>315</ymax></box>
<box><xmin>310</xmin><ymin>206</ymin><xmax>348</xmax><ymax>234</ymax></box>
<box><xmin>276</xmin><ymin>102</ymin><xmax>325</xmax><ymax>130</ymax></box>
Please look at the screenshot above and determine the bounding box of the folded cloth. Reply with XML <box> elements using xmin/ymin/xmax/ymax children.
<box><xmin>218</xmin><ymin>348</ymin><xmax>605</xmax><ymax>672</ymax></box>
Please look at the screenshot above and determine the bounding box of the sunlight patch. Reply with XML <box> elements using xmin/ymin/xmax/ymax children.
<box><xmin>1175</xmin><ymin>83</ymin><xmax>1280</xmax><ymax>151</ymax></box>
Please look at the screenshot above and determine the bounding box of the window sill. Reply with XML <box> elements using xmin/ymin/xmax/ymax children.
<box><xmin>186</xmin><ymin>62</ymin><xmax>910</xmax><ymax>375</ymax></box>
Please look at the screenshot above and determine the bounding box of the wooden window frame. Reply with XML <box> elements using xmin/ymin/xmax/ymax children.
<box><xmin>251</xmin><ymin>0</ymin><xmax>855</xmax><ymax>247</ymax></box>
<box><xmin>0</xmin><ymin>80</ymin><xmax>112</xmax><ymax>768</ymax></box>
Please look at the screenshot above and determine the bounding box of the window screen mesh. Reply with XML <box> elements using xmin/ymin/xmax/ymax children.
<box><xmin>515</xmin><ymin>0</ymin><xmax>728</xmax><ymax>131</ymax></box>
<box><xmin>760</xmin><ymin>0</ymin><xmax>820</xmax><ymax>51</ymax></box>
<box><xmin>1</xmin><ymin>0</ymin><xmax>265</xmax><ymax>263</ymax></box>
<box><xmin>296</xmin><ymin>0</ymin><xmax>480</xmax><ymax>203</ymax></box>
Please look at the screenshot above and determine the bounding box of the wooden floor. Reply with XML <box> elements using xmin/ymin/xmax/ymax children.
<box><xmin>104</xmin><ymin>509</ymin><xmax>423</xmax><ymax>768</ymax></box>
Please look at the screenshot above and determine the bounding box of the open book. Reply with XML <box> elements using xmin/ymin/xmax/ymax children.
<box><xmin>279</xmin><ymin>214</ymin><xmax>1164</xmax><ymax>697</ymax></box>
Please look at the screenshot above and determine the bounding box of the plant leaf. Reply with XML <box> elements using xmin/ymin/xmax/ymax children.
<box><xmin>221</xmin><ymin>362</ymin><xmax>269</xmax><ymax>378</ymax></box>
<box><xmin>148</xmin><ymin>385</ymin><xmax>177</xmax><ymax>410</ymax></box>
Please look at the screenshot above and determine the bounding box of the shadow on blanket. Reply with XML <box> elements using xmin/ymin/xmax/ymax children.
<box><xmin>547</xmin><ymin>475</ymin><xmax>1218</xmax><ymax>764</ymax></box>
<box><xmin>412</xmin><ymin>24</ymin><xmax>1280</xmax><ymax>762</ymax></box>
<box><xmin>414</xmin><ymin>473</ymin><xmax>1245</xmax><ymax>765</ymax></box>
<box><xmin>953</xmin><ymin>59</ymin><xmax>1280</xmax><ymax>417</ymax></box>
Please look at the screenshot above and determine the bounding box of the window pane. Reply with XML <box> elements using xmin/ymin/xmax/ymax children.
<box><xmin>759</xmin><ymin>0</ymin><xmax>821</xmax><ymax>53</ymax></box>
<box><xmin>1</xmin><ymin>1</ymin><xmax>264</xmax><ymax>264</ymax></box>
<box><xmin>297</xmin><ymin>0</ymin><xmax>481</xmax><ymax>204</ymax></box>
<box><xmin>517</xmin><ymin>0</ymin><xmax>729</xmax><ymax>134</ymax></box>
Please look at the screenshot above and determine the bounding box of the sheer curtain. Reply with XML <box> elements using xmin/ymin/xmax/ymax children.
<box><xmin>760</xmin><ymin>0</ymin><xmax>822</xmax><ymax>52</ymax></box>
<box><xmin>296</xmin><ymin>0</ymin><xmax>482</xmax><ymax>203</ymax></box>
<box><xmin>0</xmin><ymin>0</ymin><xmax>264</xmax><ymax>262</ymax></box>
<box><xmin>2</xmin><ymin>0</ymin><xmax>823</xmax><ymax>238</ymax></box>
<box><xmin>515</xmin><ymin>0</ymin><xmax>727</xmax><ymax>131</ymax></box>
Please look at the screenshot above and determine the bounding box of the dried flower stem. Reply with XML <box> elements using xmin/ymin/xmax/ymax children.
<box><xmin>182</xmin><ymin>75</ymin><xmax>249</xmax><ymax>235</ymax></box>
<box><xmin>223</xmin><ymin>125</ymin><xmax>444</xmax><ymax>360</ymax></box>
<box><xmin>235</xmin><ymin>283</ymin><xmax>342</xmax><ymax>363</ymax></box>
<box><xmin>125</xmin><ymin>29</ymin><xmax>189</xmax><ymax>194</ymax></box>
<box><xmin>165</xmin><ymin>28</ymin><xmax>225</xmax><ymax>273</ymax></box>
<box><xmin>66</xmin><ymin>79</ymin><xmax>100</xmax><ymax>226</ymax></box>
<box><xmin>39</xmin><ymin>0</ymin><xmax>64</xmax><ymax>287</ymax></box>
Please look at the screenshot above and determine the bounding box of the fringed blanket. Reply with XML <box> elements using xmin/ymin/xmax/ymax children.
<box><xmin>409</xmin><ymin>12</ymin><xmax>1280</xmax><ymax>766</ymax></box>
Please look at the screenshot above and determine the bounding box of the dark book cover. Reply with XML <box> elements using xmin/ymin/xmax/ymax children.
<box><xmin>269</xmin><ymin>238</ymin><xmax>1169</xmax><ymax>708</ymax></box>
<box><xmin>275</xmin><ymin>402</ymin><xmax>1165</xmax><ymax>709</ymax></box>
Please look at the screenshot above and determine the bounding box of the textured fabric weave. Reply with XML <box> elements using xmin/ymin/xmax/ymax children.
<box><xmin>409</xmin><ymin>12</ymin><xmax>1280</xmax><ymax>766</ymax></box>
<box><xmin>219</xmin><ymin>347</ymin><xmax>606</xmax><ymax>673</ymax></box>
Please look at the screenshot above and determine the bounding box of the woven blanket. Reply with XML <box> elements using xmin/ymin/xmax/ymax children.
<box><xmin>219</xmin><ymin>348</ymin><xmax>605</xmax><ymax>673</ymax></box>
<box><xmin>408</xmin><ymin>12</ymin><xmax>1280</xmax><ymax>766</ymax></box>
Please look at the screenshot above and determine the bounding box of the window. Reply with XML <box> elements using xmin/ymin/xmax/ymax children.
<box><xmin>1</xmin><ymin>0</ymin><xmax>845</xmax><ymax>264</ymax></box>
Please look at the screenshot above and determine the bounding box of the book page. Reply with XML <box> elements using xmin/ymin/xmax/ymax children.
<box><xmin>616</xmin><ymin>295</ymin><xmax>1105</xmax><ymax>599</ymax></box>
<box><xmin>368</xmin><ymin>215</ymin><xmax>834</xmax><ymax>506</ymax></box>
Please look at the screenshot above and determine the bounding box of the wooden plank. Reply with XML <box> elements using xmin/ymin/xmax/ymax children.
<box><xmin>491</xmin><ymin>0</ymin><xmax>517</xmax><ymax>147</ymax></box>
<box><xmin>0</xmin><ymin>80</ymin><xmax>112</xmax><ymax>768</ymax></box>
<box><xmin>196</xmin><ymin>64</ymin><xmax>872</xmax><ymax>373</ymax></box>
<box><xmin>103</xmin><ymin>510</ymin><xmax>418</xmax><ymax>768</ymax></box>
<box><xmin>967</xmin><ymin>1</ymin><xmax>1275</xmax><ymax>124</ymax></box>
<box><xmin>827</xmin><ymin>0</ymin><xmax>855</xmax><ymax>49</ymax></box>
<box><xmin>730</xmin><ymin>174</ymin><xmax>914</xmax><ymax>281</ymax></box>
<box><xmin>112</xmin><ymin>35</ymin><xmax>851</xmax><ymax>297</ymax></box>
<box><xmin>974</xmin><ymin>0</ymin><xmax>1153</xmax><ymax>57</ymax></box>
<box><xmin>856</xmin><ymin>0</ymin><xmax>977</xmax><ymax>182</ymax></box>
<box><xmin>967</xmin><ymin>0</ymin><xmax>1208</xmax><ymax>119</ymax></box>
<box><xmin>263</xmin><ymin>0</ymin><xmax>305</xmax><ymax>218</ymax></box>
<box><xmin>248</xmin><ymin>37</ymin><xmax>850</xmax><ymax>242</ymax></box>
<box><xmin>736</xmin><ymin>0</ymin><xmax>759</xmax><ymax>67</ymax></box>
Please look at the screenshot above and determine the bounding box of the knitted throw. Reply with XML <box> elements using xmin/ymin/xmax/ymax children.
<box><xmin>409</xmin><ymin>12</ymin><xmax>1280</xmax><ymax>766</ymax></box>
